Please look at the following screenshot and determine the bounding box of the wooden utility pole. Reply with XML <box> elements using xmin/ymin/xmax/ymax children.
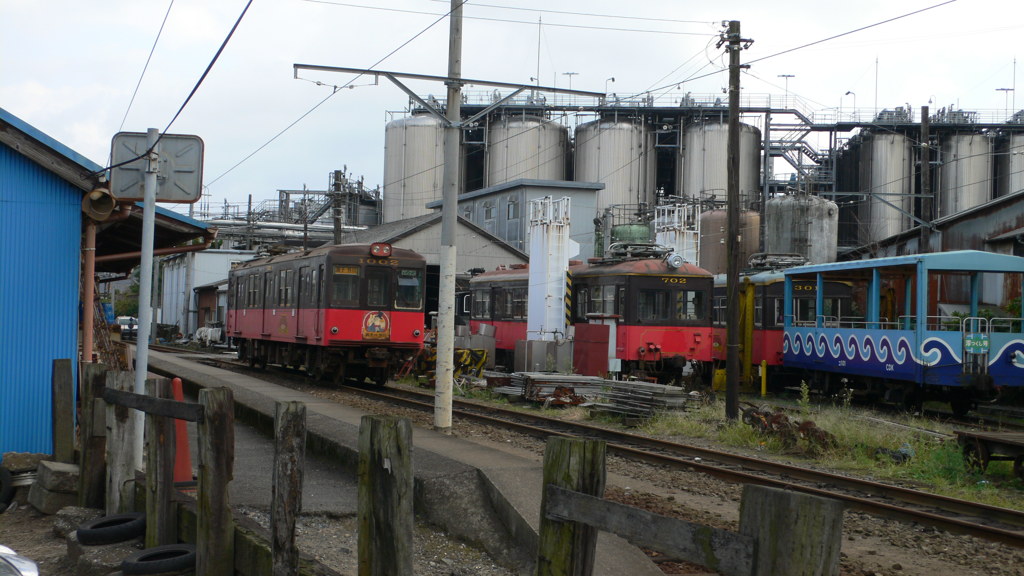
<box><xmin>435</xmin><ymin>0</ymin><xmax>463</xmax><ymax>433</ymax></box>
<box><xmin>920</xmin><ymin>106</ymin><xmax>932</xmax><ymax>252</ymax></box>
<box><xmin>723</xmin><ymin>20</ymin><xmax>748</xmax><ymax>420</ymax></box>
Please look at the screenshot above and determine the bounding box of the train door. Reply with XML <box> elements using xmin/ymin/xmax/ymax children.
<box><xmin>296</xmin><ymin>265</ymin><xmax>309</xmax><ymax>338</ymax></box>
<box><xmin>314</xmin><ymin>264</ymin><xmax>324</xmax><ymax>340</ymax></box>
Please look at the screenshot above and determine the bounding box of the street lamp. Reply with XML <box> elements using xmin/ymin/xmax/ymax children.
<box><xmin>778</xmin><ymin>74</ymin><xmax>794</xmax><ymax>105</ymax></box>
<box><xmin>605</xmin><ymin>77</ymin><xmax>615</xmax><ymax>94</ymax></box>
<box><xmin>845</xmin><ymin>91</ymin><xmax>856</xmax><ymax>121</ymax></box>
<box><xmin>997</xmin><ymin>88</ymin><xmax>1014</xmax><ymax>119</ymax></box>
<box><xmin>562</xmin><ymin>72</ymin><xmax>579</xmax><ymax>105</ymax></box>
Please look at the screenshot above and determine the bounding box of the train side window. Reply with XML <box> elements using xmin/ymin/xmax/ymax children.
<box><xmin>366</xmin><ymin>268</ymin><xmax>390</xmax><ymax>308</ymax></box>
<box><xmin>472</xmin><ymin>289</ymin><xmax>491</xmax><ymax>319</ymax></box>
<box><xmin>246</xmin><ymin>273</ymin><xmax>258</xmax><ymax>308</ymax></box>
<box><xmin>396</xmin><ymin>268</ymin><xmax>424</xmax><ymax>310</ymax></box>
<box><xmin>512</xmin><ymin>287</ymin><xmax>528</xmax><ymax>319</ymax></box>
<box><xmin>263</xmin><ymin>272</ymin><xmax>274</xmax><ymax>308</ymax></box>
<box><xmin>576</xmin><ymin>287</ymin><xmax>590</xmax><ymax>319</ymax></box>
<box><xmin>331</xmin><ymin>264</ymin><xmax>360</xmax><ymax>307</ymax></box>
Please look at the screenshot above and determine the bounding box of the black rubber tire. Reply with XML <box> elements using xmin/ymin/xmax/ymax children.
<box><xmin>0</xmin><ymin>466</ymin><xmax>14</xmax><ymax>510</ymax></box>
<box><xmin>77</xmin><ymin>512</ymin><xmax>146</xmax><ymax>545</ymax></box>
<box><xmin>121</xmin><ymin>543</ymin><xmax>196</xmax><ymax>575</ymax></box>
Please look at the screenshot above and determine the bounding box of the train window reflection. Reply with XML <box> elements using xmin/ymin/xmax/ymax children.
<box><xmin>331</xmin><ymin>268</ymin><xmax>359</xmax><ymax>307</ymax></box>
<box><xmin>396</xmin><ymin>268</ymin><xmax>424</xmax><ymax>309</ymax></box>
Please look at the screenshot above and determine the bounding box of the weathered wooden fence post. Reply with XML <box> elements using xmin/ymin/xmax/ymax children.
<box><xmin>78</xmin><ymin>363</ymin><xmax>108</xmax><ymax>508</ymax></box>
<box><xmin>536</xmin><ymin>437</ymin><xmax>607</xmax><ymax>576</ymax></box>
<box><xmin>357</xmin><ymin>415</ymin><xmax>413</xmax><ymax>576</ymax></box>
<box><xmin>197</xmin><ymin>387</ymin><xmax>235</xmax><ymax>575</ymax></box>
<box><xmin>51</xmin><ymin>359</ymin><xmax>75</xmax><ymax>464</ymax></box>
<box><xmin>739</xmin><ymin>484</ymin><xmax>845</xmax><ymax>576</ymax></box>
<box><xmin>272</xmin><ymin>401</ymin><xmax>306</xmax><ymax>576</ymax></box>
<box><xmin>106</xmin><ymin>371</ymin><xmax>139</xmax><ymax>513</ymax></box>
<box><xmin>145</xmin><ymin>377</ymin><xmax>176</xmax><ymax>547</ymax></box>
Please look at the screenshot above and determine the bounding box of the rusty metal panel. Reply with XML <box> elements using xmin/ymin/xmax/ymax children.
<box><xmin>0</xmin><ymin>143</ymin><xmax>81</xmax><ymax>455</ymax></box>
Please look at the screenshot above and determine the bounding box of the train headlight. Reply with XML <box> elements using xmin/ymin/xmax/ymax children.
<box><xmin>331</xmin><ymin>326</ymin><xmax>339</xmax><ymax>334</ymax></box>
<box><xmin>413</xmin><ymin>329</ymin><xmax>422</xmax><ymax>337</ymax></box>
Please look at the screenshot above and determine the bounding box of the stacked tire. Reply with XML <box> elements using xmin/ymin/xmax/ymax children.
<box><xmin>76</xmin><ymin>513</ymin><xmax>197</xmax><ymax>574</ymax></box>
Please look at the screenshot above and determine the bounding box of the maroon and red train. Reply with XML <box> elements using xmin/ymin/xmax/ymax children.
<box><xmin>469</xmin><ymin>243</ymin><xmax>715</xmax><ymax>384</ymax></box>
<box><xmin>227</xmin><ymin>243</ymin><xmax>426</xmax><ymax>384</ymax></box>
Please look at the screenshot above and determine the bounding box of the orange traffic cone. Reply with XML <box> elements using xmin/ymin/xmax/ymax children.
<box><xmin>171</xmin><ymin>377</ymin><xmax>195</xmax><ymax>487</ymax></box>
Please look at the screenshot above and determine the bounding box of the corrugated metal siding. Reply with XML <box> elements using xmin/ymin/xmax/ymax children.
<box><xmin>0</xmin><ymin>143</ymin><xmax>81</xmax><ymax>455</ymax></box>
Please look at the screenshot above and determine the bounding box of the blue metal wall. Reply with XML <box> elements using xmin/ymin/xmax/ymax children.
<box><xmin>0</xmin><ymin>143</ymin><xmax>81</xmax><ymax>455</ymax></box>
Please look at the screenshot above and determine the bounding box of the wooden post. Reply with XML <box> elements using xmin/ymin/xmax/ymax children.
<box><xmin>197</xmin><ymin>387</ymin><xmax>235</xmax><ymax>576</ymax></box>
<box><xmin>78</xmin><ymin>363</ymin><xmax>108</xmax><ymax>508</ymax></box>
<box><xmin>106</xmin><ymin>371</ymin><xmax>139</xmax><ymax>513</ymax></box>
<box><xmin>357</xmin><ymin>415</ymin><xmax>413</xmax><ymax>576</ymax></box>
<box><xmin>51</xmin><ymin>359</ymin><xmax>75</xmax><ymax>463</ymax></box>
<box><xmin>739</xmin><ymin>485</ymin><xmax>844</xmax><ymax>576</ymax></box>
<box><xmin>145</xmin><ymin>378</ymin><xmax>176</xmax><ymax>547</ymax></box>
<box><xmin>536</xmin><ymin>437</ymin><xmax>606</xmax><ymax>576</ymax></box>
<box><xmin>272</xmin><ymin>401</ymin><xmax>306</xmax><ymax>576</ymax></box>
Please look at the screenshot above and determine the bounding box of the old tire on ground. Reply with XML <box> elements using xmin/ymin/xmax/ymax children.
<box><xmin>121</xmin><ymin>543</ymin><xmax>196</xmax><ymax>575</ymax></box>
<box><xmin>77</xmin><ymin>512</ymin><xmax>146</xmax><ymax>545</ymax></box>
<box><xmin>0</xmin><ymin>467</ymin><xmax>14</xmax><ymax>510</ymax></box>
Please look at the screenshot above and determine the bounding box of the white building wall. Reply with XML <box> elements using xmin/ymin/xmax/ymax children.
<box><xmin>159</xmin><ymin>249</ymin><xmax>256</xmax><ymax>336</ymax></box>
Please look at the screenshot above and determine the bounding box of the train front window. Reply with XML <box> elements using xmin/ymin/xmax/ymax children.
<box><xmin>638</xmin><ymin>290</ymin><xmax>670</xmax><ymax>321</ymax></box>
<box><xmin>395</xmin><ymin>268</ymin><xmax>424</xmax><ymax>310</ymax></box>
<box><xmin>367</xmin><ymin>268</ymin><xmax>390</xmax><ymax>308</ymax></box>
<box><xmin>674</xmin><ymin>291</ymin><xmax>705</xmax><ymax>320</ymax></box>
<box><xmin>331</xmin><ymin>265</ymin><xmax>359</xmax><ymax>307</ymax></box>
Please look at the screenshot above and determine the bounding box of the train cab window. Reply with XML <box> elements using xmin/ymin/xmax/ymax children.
<box><xmin>331</xmin><ymin>264</ymin><xmax>360</xmax><ymax>307</ymax></box>
<box><xmin>638</xmin><ymin>290</ymin><xmax>671</xmax><ymax>321</ymax></box>
<box><xmin>366</xmin><ymin>268</ymin><xmax>391</xmax><ymax>308</ymax></box>
<box><xmin>395</xmin><ymin>268</ymin><xmax>424</xmax><ymax>310</ymax></box>
<box><xmin>674</xmin><ymin>290</ymin><xmax>705</xmax><ymax>320</ymax></box>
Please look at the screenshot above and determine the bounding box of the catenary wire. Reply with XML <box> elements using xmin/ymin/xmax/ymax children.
<box><xmin>117</xmin><ymin>0</ymin><xmax>176</xmax><ymax>135</ymax></box>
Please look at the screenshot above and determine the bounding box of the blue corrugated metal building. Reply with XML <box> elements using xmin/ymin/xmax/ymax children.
<box><xmin>0</xmin><ymin>107</ymin><xmax>104</xmax><ymax>455</ymax></box>
<box><xmin>1</xmin><ymin>108</ymin><xmax>213</xmax><ymax>457</ymax></box>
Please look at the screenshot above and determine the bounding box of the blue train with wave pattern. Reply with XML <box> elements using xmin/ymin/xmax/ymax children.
<box><xmin>781</xmin><ymin>251</ymin><xmax>1024</xmax><ymax>416</ymax></box>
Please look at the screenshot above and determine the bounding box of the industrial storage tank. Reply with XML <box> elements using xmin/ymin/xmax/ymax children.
<box><xmin>938</xmin><ymin>133</ymin><xmax>993</xmax><ymax>217</ymax></box>
<box><xmin>682</xmin><ymin>121</ymin><xmax>761</xmax><ymax>207</ymax></box>
<box><xmin>487</xmin><ymin>115</ymin><xmax>568</xmax><ymax>186</ymax></box>
<box><xmin>698</xmin><ymin>209</ymin><xmax>760</xmax><ymax>275</ymax></box>
<box><xmin>765</xmin><ymin>193</ymin><xmax>838</xmax><ymax>264</ymax></box>
<box><xmin>382</xmin><ymin>112</ymin><xmax>445</xmax><ymax>223</ymax></box>
<box><xmin>858</xmin><ymin>132</ymin><xmax>914</xmax><ymax>244</ymax></box>
<box><xmin>997</xmin><ymin>132</ymin><xmax>1024</xmax><ymax>197</ymax></box>
<box><xmin>574</xmin><ymin>118</ymin><xmax>656</xmax><ymax>209</ymax></box>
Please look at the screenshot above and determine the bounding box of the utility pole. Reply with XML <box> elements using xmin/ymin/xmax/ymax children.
<box><xmin>722</xmin><ymin>20</ymin><xmax>750</xmax><ymax>421</ymax></box>
<box><xmin>435</xmin><ymin>0</ymin><xmax>463</xmax><ymax>433</ymax></box>
<box><xmin>920</xmin><ymin>105</ymin><xmax>931</xmax><ymax>252</ymax></box>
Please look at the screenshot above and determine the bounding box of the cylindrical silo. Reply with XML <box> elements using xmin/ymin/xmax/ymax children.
<box><xmin>998</xmin><ymin>133</ymin><xmax>1024</xmax><ymax>197</ymax></box>
<box><xmin>765</xmin><ymin>193</ymin><xmax>838</xmax><ymax>264</ymax></box>
<box><xmin>574</xmin><ymin>118</ymin><xmax>656</xmax><ymax>209</ymax></box>
<box><xmin>382</xmin><ymin>112</ymin><xmax>445</xmax><ymax>223</ymax></box>
<box><xmin>938</xmin><ymin>133</ymin><xmax>993</xmax><ymax>217</ymax></box>
<box><xmin>698</xmin><ymin>209</ymin><xmax>760</xmax><ymax>275</ymax></box>
<box><xmin>682</xmin><ymin>122</ymin><xmax>761</xmax><ymax>207</ymax></box>
<box><xmin>858</xmin><ymin>133</ymin><xmax>914</xmax><ymax>244</ymax></box>
<box><xmin>486</xmin><ymin>115</ymin><xmax>567</xmax><ymax>186</ymax></box>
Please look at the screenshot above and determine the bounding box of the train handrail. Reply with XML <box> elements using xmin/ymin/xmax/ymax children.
<box><xmin>990</xmin><ymin>317</ymin><xmax>1024</xmax><ymax>333</ymax></box>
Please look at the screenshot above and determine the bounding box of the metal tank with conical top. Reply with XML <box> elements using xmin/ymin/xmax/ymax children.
<box><xmin>382</xmin><ymin>112</ymin><xmax>445</xmax><ymax>223</ymax></box>
<box><xmin>574</xmin><ymin>118</ymin><xmax>656</xmax><ymax>209</ymax></box>
<box><xmin>486</xmin><ymin>115</ymin><xmax>567</xmax><ymax>186</ymax></box>
<box><xmin>765</xmin><ymin>193</ymin><xmax>838</xmax><ymax>264</ymax></box>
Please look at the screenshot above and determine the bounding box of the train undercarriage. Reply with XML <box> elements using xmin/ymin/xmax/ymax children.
<box><xmin>236</xmin><ymin>338</ymin><xmax>417</xmax><ymax>386</ymax></box>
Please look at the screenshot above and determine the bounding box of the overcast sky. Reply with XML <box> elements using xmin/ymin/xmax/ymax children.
<box><xmin>2</xmin><ymin>0</ymin><xmax>1020</xmax><ymax>214</ymax></box>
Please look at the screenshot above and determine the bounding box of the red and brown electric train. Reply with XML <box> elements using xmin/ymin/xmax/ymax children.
<box><xmin>469</xmin><ymin>243</ymin><xmax>715</xmax><ymax>383</ymax></box>
<box><xmin>226</xmin><ymin>243</ymin><xmax>426</xmax><ymax>384</ymax></box>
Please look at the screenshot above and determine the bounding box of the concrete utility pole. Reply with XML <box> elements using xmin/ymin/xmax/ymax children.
<box><xmin>435</xmin><ymin>0</ymin><xmax>463</xmax><ymax>433</ymax></box>
<box><xmin>722</xmin><ymin>20</ymin><xmax>750</xmax><ymax>421</ymax></box>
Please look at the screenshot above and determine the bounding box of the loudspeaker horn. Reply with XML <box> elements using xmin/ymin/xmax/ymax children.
<box><xmin>82</xmin><ymin>188</ymin><xmax>117</xmax><ymax>221</ymax></box>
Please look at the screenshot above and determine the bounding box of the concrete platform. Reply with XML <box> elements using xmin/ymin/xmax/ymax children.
<box><xmin>148</xmin><ymin>350</ymin><xmax>663</xmax><ymax>576</ymax></box>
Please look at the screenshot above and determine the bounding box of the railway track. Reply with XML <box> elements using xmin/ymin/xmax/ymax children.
<box><xmin>157</xmin><ymin>349</ymin><xmax>1024</xmax><ymax>548</ymax></box>
<box><xmin>339</xmin><ymin>382</ymin><xmax>1024</xmax><ymax>549</ymax></box>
